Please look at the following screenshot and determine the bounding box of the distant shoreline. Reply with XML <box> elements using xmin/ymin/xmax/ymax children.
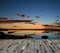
<box><xmin>0</xmin><ymin>29</ymin><xmax>60</xmax><ymax>31</ymax></box>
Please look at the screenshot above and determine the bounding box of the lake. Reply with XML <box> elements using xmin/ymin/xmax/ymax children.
<box><xmin>0</xmin><ymin>30</ymin><xmax>60</xmax><ymax>39</ymax></box>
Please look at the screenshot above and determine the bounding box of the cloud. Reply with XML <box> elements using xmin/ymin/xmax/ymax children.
<box><xmin>21</xmin><ymin>14</ymin><xmax>26</xmax><ymax>18</ymax></box>
<box><xmin>0</xmin><ymin>17</ymin><xmax>10</xmax><ymax>22</ymax></box>
<box><xmin>16</xmin><ymin>14</ymin><xmax>41</xmax><ymax>18</ymax></box>
<box><xmin>0</xmin><ymin>17</ymin><xmax>9</xmax><ymax>20</ymax></box>
<box><xmin>16</xmin><ymin>14</ymin><xmax>30</xmax><ymax>18</ymax></box>
<box><xmin>35</xmin><ymin>16</ymin><xmax>40</xmax><ymax>18</ymax></box>
<box><xmin>16</xmin><ymin>14</ymin><xmax>21</xmax><ymax>16</ymax></box>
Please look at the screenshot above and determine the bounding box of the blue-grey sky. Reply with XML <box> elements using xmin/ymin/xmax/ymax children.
<box><xmin>0</xmin><ymin>0</ymin><xmax>60</xmax><ymax>24</ymax></box>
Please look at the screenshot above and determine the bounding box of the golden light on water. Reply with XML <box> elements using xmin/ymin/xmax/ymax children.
<box><xmin>1</xmin><ymin>30</ymin><xmax>54</xmax><ymax>36</ymax></box>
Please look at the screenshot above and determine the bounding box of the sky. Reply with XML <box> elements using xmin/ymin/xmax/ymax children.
<box><xmin>0</xmin><ymin>0</ymin><xmax>60</xmax><ymax>24</ymax></box>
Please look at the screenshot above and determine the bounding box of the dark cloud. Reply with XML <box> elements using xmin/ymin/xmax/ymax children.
<box><xmin>16</xmin><ymin>14</ymin><xmax>30</xmax><ymax>18</ymax></box>
<box><xmin>35</xmin><ymin>16</ymin><xmax>40</xmax><ymax>18</ymax></box>
<box><xmin>16</xmin><ymin>14</ymin><xmax>21</xmax><ymax>16</ymax></box>
<box><xmin>0</xmin><ymin>17</ymin><xmax>10</xmax><ymax>21</ymax></box>
<box><xmin>21</xmin><ymin>14</ymin><xmax>26</xmax><ymax>18</ymax></box>
<box><xmin>0</xmin><ymin>17</ymin><xmax>8</xmax><ymax>19</ymax></box>
<box><xmin>16</xmin><ymin>14</ymin><xmax>41</xmax><ymax>18</ymax></box>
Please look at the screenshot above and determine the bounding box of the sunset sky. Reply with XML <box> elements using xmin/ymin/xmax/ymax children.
<box><xmin>0</xmin><ymin>0</ymin><xmax>60</xmax><ymax>24</ymax></box>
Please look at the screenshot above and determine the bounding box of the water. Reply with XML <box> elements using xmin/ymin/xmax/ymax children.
<box><xmin>0</xmin><ymin>30</ymin><xmax>60</xmax><ymax>39</ymax></box>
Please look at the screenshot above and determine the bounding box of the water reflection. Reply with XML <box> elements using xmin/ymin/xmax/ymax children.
<box><xmin>0</xmin><ymin>30</ymin><xmax>60</xmax><ymax>39</ymax></box>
